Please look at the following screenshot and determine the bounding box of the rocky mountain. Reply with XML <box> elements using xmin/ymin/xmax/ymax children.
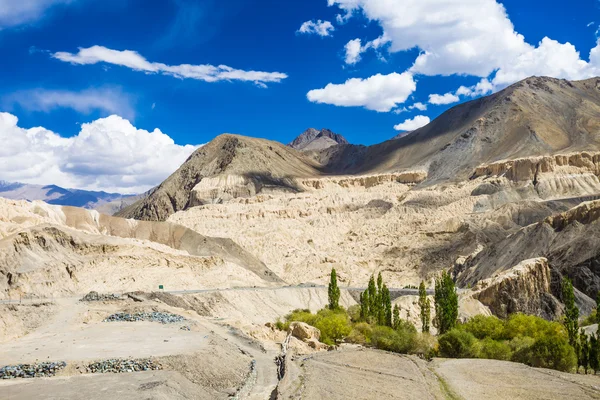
<box><xmin>117</xmin><ymin>134</ymin><xmax>323</xmax><ymax>221</ymax></box>
<box><xmin>0</xmin><ymin>181</ymin><xmax>135</xmax><ymax>211</ymax></box>
<box><xmin>119</xmin><ymin>76</ymin><xmax>600</xmax><ymax>223</ymax></box>
<box><xmin>317</xmin><ymin>76</ymin><xmax>600</xmax><ymax>180</ymax></box>
<box><xmin>288</xmin><ymin>128</ymin><xmax>349</xmax><ymax>151</ymax></box>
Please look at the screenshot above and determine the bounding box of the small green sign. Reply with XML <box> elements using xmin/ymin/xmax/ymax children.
<box><xmin>158</xmin><ymin>285</ymin><xmax>164</xmax><ymax>290</ymax></box>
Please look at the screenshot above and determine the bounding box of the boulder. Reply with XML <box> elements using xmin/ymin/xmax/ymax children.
<box><xmin>289</xmin><ymin>321</ymin><xmax>320</xmax><ymax>341</ymax></box>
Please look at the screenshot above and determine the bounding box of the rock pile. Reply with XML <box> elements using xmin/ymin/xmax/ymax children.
<box><xmin>103</xmin><ymin>312</ymin><xmax>185</xmax><ymax>324</ymax></box>
<box><xmin>1</xmin><ymin>362</ymin><xmax>66</xmax><ymax>379</ymax></box>
<box><xmin>80</xmin><ymin>291</ymin><xmax>122</xmax><ymax>302</ymax></box>
<box><xmin>86</xmin><ymin>358</ymin><xmax>162</xmax><ymax>374</ymax></box>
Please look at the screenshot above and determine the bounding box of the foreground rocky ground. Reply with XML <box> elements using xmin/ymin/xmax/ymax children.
<box><xmin>1</xmin><ymin>290</ymin><xmax>599</xmax><ymax>400</ymax></box>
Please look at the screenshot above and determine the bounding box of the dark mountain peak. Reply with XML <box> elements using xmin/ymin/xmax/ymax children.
<box><xmin>288</xmin><ymin>128</ymin><xmax>349</xmax><ymax>151</ymax></box>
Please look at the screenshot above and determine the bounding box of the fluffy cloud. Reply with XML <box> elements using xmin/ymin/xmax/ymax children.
<box><xmin>307</xmin><ymin>72</ymin><xmax>416</xmax><ymax>112</ymax></box>
<box><xmin>343</xmin><ymin>35</ymin><xmax>389</xmax><ymax>65</ymax></box>
<box><xmin>409</xmin><ymin>102</ymin><xmax>427</xmax><ymax>111</ymax></box>
<box><xmin>52</xmin><ymin>46</ymin><xmax>288</xmax><ymax>87</ymax></box>
<box><xmin>344</xmin><ymin>39</ymin><xmax>363</xmax><ymax>64</ymax></box>
<box><xmin>3</xmin><ymin>87</ymin><xmax>135</xmax><ymax>120</ymax></box>
<box><xmin>0</xmin><ymin>113</ymin><xmax>198</xmax><ymax>193</ymax></box>
<box><xmin>492</xmin><ymin>38</ymin><xmax>600</xmax><ymax>88</ymax></box>
<box><xmin>428</xmin><ymin>92</ymin><xmax>460</xmax><ymax>105</ymax></box>
<box><xmin>329</xmin><ymin>0</ymin><xmax>528</xmax><ymax>77</ymax></box>
<box><xmin>393</xmin><ymin>115</ymin><xmax>430</xmax><ymax>131</ymax></box>
<box><xmin>298</xmin><ymin>20</ymin><xmax>335</xmax><ymax>37</ymax></box>
<box><xmin>328</xmin><ymin>0</ymin><xmax>600</xmax><ymax>90</ymax></box>
<box><xmin>0</xmin><ymin>0</ymin><xmax>72</xmax><ymax>29</ymax></box>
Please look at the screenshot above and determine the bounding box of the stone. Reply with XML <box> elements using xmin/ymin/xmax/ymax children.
<box><xmin>289</xmin><ymin>321</ymin><xmax>321</xmax><ymax>342</ymax></box>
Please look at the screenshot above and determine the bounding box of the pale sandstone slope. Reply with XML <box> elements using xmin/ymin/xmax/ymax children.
<box><xmin>0</xmin><ymin>198</ymin><xmax>280</xmax><ymax>299</ymax></box>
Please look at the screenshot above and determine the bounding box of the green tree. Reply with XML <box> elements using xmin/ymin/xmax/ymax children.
<box><xmin>418</xmin><ymin>281</ymin><xmax>431</xmax><ymax>333</ymax></box>
<box><xmin>382</xmin><ymin>284</ymin><xmax>392</xmax><ymax>327</ymax></box>
<box><xmin>579</xmin><ymin>331</ymin><xmax>590</xmax><ymax>374</ymax></box>
<box><xmin>561</xmin><ymin>277</ymin><xmax>579</xmax><ymax>347</ymax></box>
<box><xmin>359</xmin><ymin>291</ymin><xmax>368</xmax><ymax>321</ymax></box>
<box><xmin>328</xmin><ymin>268</ymin><xmax>341</xmax><ymax>310</ymax></box>
<box><xmin>392</xmin><ymin>304</ymin><xmax>401</xmax><ymax>330</ymax></box>
<box><xmin>597</xmin><ymin>292</ymin><xmax>600</xmax><ymax>322</ymax></box>
<box><xmin>368</xmin><ymin>275</ymin><xmax>378</xmax><ymax>322</ymax></box>
<box><xmin>589</xmin><ymin>333</ymin><xmax>599</xmax><ymax>374</ymax></box>
<box><xmin>434</xmin><ymin>271</ymin><xmax>458</xmax><ymax>334</ymax></box>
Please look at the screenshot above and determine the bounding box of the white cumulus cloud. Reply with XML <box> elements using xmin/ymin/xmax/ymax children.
<box><xmin>409</xmin><ymin>102</ymin><xmax>427</xmax><ymax>111</ymax></box>
<box><xmin>393</xmin><ymin>115</ymin><xmax>430</xmax><ymax>131</ymax></box>
<box><xmin>344</xmin><ymin>39</ymin><xmax>363</xmax><ymax>64</ymax></box>
<box><xmin>307</xmin><ymin>72</ymin><xmax>416</xmax><ymax>112</ymax></box>
<box><xmin>428</xmin><ymin>92</ymin><xmax>460</xmax><ymax>105</ymax></box>
<box><xmin>0</xmin><ymin>112</ymin><xmax>199</xmax><ymax>193</ymax></box>
<box><xmin>329</xmin><ymin>0</ymin><xmax>600</xmax><ymax>94</ymax></box>
<box><xmin>298</xmin><ymin>20</ymin><xmax>335</xmax><ymax>37</ymax></box>
<box><xmin>3</xmin><ymin>87</ymin><xmax>135</xmax><ymax>121</ymax></box>
<box><xmin>52</xmin><ymin>46</ymin><xmax>288</xmax><ymax>87</ymax></box>
<box><xmin>343</xmin><ymin>35</ymin><xmax>389</xmax><ymax>65</ymax></box>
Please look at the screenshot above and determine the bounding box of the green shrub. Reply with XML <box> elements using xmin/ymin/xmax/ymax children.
<box><xmin>512</xmin><ymin>334</ymin><xmax>577</xmax><ymax>372</ymax></box>
<box><xmin>347</xmin><ymin>322</ymin><xmax>373</xmax><ymax>345</ymax></box>
<box><xmin>285</xmin><ymin>309</ymin><xmax>317</xmax><ymax>326</ymax></box>
<box><xmin>313</xmin><ymin>309</ymin><xmax>352</xmax><ymax>345</ymax></box>
<box><xmin>582</xmin><ymin>310</ymin><xmax>597</xmax><ymax>326</ymax></box>
<box><xmin>412</xmin><ymin>333</ymin><xmax>437</xmax><ymax>360</ymax></box>
<box><xmin>508</xmin><ymin>336</ymin><xmax>536</xmax><ymax>354</ymax></box>
<box><xmin>477</xmin><ymin>337</ymin><xmax>512</xmax><ymax>361</ymax></box>
<box><xmin>503</xmin><ymin>314</ymin><xmax>564</xmax><ymax>340</ymax></box>
<box><xmin>438</xmin><ymin>329</ymin><xmax>478</xmax><ymax>358</ymax></box>
<box><xmin>347</xmin><ymin>305</ymin><xmax>362</xmax><ymax>323</ymax></box>
<box><xmin>274</xmin><ymin>319</ymin><xmax>289</xmax><ymax>332</ymax></box>
<box><xmin>370</xmin><ymin>326</ymin><xmax>416</xmax><ymax>354</ymax></box>
<box><xmin>460</xmin><ymin>315</ymin><xmax>505</xmax><ymax>340</ymax></box>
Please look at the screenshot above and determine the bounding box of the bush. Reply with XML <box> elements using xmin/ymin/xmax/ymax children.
<box><xmin>512</xmin><ymin>334</ymin><xmax>577</xmax><ymax>372</ymax></box>
<box><xmin>508</xmin><ymin>336</ymin><xmax>536</xmax><ymax>354</ymax></box>
<box><xmin>313</xmin><ymin>308</ymin><xmax>352</xmax><ymax>345</ymax></box>
<box><xmin>274</xmin><ymin>319</ymin><xmax>289</xmax><ymax>331</ymax></box>
<box><xmin>285</xmin><ymin>309</ymin><xmax>317</xmax><ymax>326</ymax></box>
<box><xmin>503</xmin><ymin>314</ymin><xmax>563</xmax><ymax>340</ymax></box>
<box><xmin>438</xmin><ymin>329</ymin><xmax>478</xmax><ymax>358</ymax></box>
<box><xmin>347</xmin><ymin>305</ymin><xmax>362</xmax><ymax>323</ymax></box>
<box><xmin>582</xmin><ymin>310</ymin><xmax>597</xmax><ymax>326</ymax></box>
<box><xmin>347</xmin><ymin>322</ymin><xmax>373</xmax><ymax>345</ymax></box>
<box><xmin>412</xmin><ymin>333</ymin><xmax>437</xmax><ymax>360</ymax></box>
<box><xmin>477</xmin><ymin>337</ymin><xmax>512</xmax><ymax>361</ymax></box>
<box><xmin>371</xmin><ymin>326</ymin><xmax>416</xmax><ymax>354</ymax></box>
<box><xmin>460</xmin><ymin>315</ymin><xmax>505</xmax><ymax>340</ymax></box>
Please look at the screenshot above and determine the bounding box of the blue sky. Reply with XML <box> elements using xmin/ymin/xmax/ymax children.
<box><xmin>1</xmin><ymin>0</ymin><xmax>599</xmax><ymax>192</ymax></box>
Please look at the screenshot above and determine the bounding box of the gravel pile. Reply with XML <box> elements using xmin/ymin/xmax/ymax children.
<box><xmin>103</xmin><ymin>312</ymin><xmax>185</xmax><ymax>324</ymax></box>
<box><xmin>80</xmin><ymin>291</ymin><xmax>122</xmax><ymax>302</ymax></box>
<box><xmin>1</xmin><ymin>362</ymin><xmax>67</xmax><ymax>379</ymax></box>
<box><xmin>86</xmin><ymin>358</ymin><xmax>162</xmax><ymax>374</ymax></box>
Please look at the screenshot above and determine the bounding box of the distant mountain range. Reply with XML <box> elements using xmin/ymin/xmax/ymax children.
<box><xmin>0</xmin><ymin>181</ymin><xmax>138</xmax><ymax>211</ymax></box>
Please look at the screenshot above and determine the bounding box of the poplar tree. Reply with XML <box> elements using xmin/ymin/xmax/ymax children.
<box><xmin>382</xmin><ymin>284</ymin><xmax>392</xmax><ymax>327</ymax></box>
<box><xmin>328</xmin><ymin>268</ymin><xmax>341</xmax><ymax>310</ymax></box>
<box><xmin>434</xmin><ymin>271</ymin><xmax>458</xmax><ymax>334</ymax></box>
<box><xmin>418</xmin><ymin>281</ymin><xmax>431</xmax><ymax>333</ymax></box>
<box><xmin>368</xmin><ymin>275</ymin><xmax>378</xmax><ymax>322</ymax></box>
<box><xmin>589</xmin><ymin>334</ymin><xmax>599</xmax><ymax>374</ymax></box>
<box><xmin>579</xmin><ymin>331</ymin><xmax>590</xmax><ymax>374</ymax></box>
<box><xmin>562</xmin><ymin>277</ymin><xmax>579</xmax><ymax>347</ymax></box>
<box><xmin>392</xmin><ymin>304</ymin><xmax>401</xmax><ymax>330</ymax></box>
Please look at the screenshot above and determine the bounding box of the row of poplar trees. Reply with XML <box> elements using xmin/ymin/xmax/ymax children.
<box><xmin>562</xmin><ymin>277</ymin><xmax>600</xmax><ymax>374</ymax></box>
<box><xmin>354</xmin><ymin>269</ymin><xmax>458</xmax><ymax>334</ymax></box>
